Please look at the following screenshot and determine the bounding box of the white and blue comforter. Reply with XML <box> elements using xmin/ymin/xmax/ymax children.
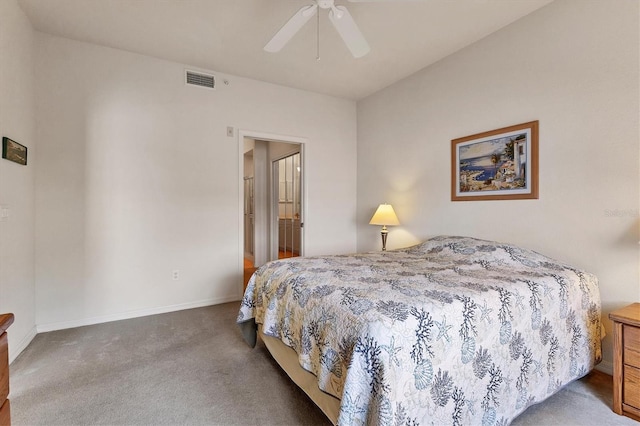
<box><xmin>237</xmin><ymin>236</ymin><xmax>602</xmax><ymax>425</ymax></box>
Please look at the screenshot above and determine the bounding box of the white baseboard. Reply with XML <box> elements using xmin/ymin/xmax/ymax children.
<box><xmin>9</xmin><ymin>325</ymin><xmax>37</xmax><ymax>364</ymax></box>
<box><xmin>36</xmin><ymin>295</ymin><xmax>240</xmax><ymax>333</ymax></box>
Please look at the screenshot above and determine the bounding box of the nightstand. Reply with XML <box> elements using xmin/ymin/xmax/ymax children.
<box><xmin>0</xmin><ymin>313</ymin><xmax>14</xmax><ymax>426</ymax></box>
<box><xmin>610</xmin><ymin>303</ymin><xmax>640</xmax><ymax>421</ymax></box>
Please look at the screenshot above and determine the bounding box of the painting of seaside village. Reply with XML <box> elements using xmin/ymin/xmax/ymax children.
<box><xmin>452</xmin><ymin>121</ymin><xmax>538</xmax><ymax>201</ymax></box>
<box><xmin>457</xmin><ymin>132</ymin><xmax>529</xmax><ymax>194</ymax></box>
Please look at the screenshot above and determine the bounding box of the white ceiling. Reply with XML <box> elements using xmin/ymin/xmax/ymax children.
<box><xmin>17</xmin><ymin>0</ymin><xmax>554</xmax><ymax>100</ymax></box>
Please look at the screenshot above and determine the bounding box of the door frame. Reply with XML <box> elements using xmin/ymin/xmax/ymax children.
<box><xmin>237</xmin><ymin>129</ymin><xmax>307</xmax><ymax>298</ymax></box>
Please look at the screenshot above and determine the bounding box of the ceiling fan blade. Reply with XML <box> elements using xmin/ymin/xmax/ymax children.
<box><xmin>328</xmin><ymin>6</ymin><xmax>370</xmax><ymax>58</ymax></box>
<box><xmin>264</xmin><ymin>4</ymin><xmax>318</xmax><ymax>53</ymax></box>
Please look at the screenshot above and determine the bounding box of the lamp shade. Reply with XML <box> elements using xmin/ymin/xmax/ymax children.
<box><xmin>369</xmin><ymin>204</ymin><xmax>400</xmax><ymax>226</ymax></box>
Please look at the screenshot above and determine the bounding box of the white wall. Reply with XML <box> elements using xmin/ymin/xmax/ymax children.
<box><xmin>0</xmin><ymin>0</ymin><xmax>38</xmax><ymax>361</ymax></box>
<box><xmin>356</xmin><ymin>0</ymin><xmax>639</xmax><ymax>373</ymax></box>
<box><xmin>34</xmin><ymin>34</ymin><xmax>357</xmax><ymax>330</ymax></box>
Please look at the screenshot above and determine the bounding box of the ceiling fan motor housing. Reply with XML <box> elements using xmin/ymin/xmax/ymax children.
<box><xmin>318</xmin><ymin>0</ymin><xmax>345</xmax><ymax>19</ymax></box>
<box><xmin>317</xmin><ymin>0</ymin><xmax>335</xmax><ymax>9</ymax></box>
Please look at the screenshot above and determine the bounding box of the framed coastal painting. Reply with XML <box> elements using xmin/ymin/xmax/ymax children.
<box><xmin>451</xmin><ymin>121</ymin><xmax>538</xmax><ymax>201</ymax></box>
<box><xmin>2</xmin><ymin>137</ymin><xmax>27</xmax><ymax>166</ymax></box>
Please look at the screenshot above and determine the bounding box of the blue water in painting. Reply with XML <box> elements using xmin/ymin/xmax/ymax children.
<box><xmin>460</xmin><ymin>156</ymin><xmax>496</xmax><ymax>181</ymax></box>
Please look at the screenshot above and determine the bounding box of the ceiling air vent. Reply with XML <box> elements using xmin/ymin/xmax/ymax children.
<box><xmin>185</xmin><ymin>70</ymin><xmax>215</xmax><ymax>89</ymax></box>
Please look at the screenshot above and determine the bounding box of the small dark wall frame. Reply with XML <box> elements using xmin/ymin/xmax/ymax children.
<box><xmin>2</xmin><ymin>137</ymin><xmax>27</xmax><ymax>166</ymax></box>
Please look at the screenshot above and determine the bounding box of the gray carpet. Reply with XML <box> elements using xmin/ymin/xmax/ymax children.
<box><xmin>7</xmin><ymin>302</ymin><xmax>637</xmax><ymax>425</ymax></box>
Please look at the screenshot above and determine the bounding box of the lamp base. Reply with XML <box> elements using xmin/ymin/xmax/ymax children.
<box><xmin>380</xmin><ymin>226</ymin><xmax>388</xmax><ymax>251</ymax></box>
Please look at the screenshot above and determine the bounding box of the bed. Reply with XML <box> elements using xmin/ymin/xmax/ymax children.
<box><xmin>237</xmin><ymin>235</ymin><xmax>602</xmax><ymax>425</ymax></box>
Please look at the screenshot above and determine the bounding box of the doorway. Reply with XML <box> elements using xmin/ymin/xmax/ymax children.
<box><xmin>273</xmin><ymin>152</ymin><xmax>302</xmax><ymax>260</ymax></box>
<box><xmin>239</xmin><ymin>131</ymin><xmax>306</xmax><ymax>294</ymax></box>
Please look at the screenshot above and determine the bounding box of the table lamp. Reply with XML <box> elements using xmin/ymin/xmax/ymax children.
<box><xmin>369</xmin><ymin>204</ymin><xmax>399</xmax><ymax>251</ymax></box>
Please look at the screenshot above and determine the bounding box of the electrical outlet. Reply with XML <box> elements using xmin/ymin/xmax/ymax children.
<box><xmin>226</xmin><ymin>126</ymin><xmax>234</xmax><ymax>137</ymax></box>
<box><xmin>172</xmin><ymin>270</ymin><xmax>179</xmax><ymax>280</ymax></box>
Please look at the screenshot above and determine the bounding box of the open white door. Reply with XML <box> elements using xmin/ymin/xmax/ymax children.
<box><xmin>272</xmin><ymin>150</ymin><xmax>303</xmax><ymax>261</ymax></box>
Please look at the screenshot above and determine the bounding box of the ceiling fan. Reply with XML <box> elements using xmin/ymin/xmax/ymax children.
<box><xmin>264</xmin><ymin>0</ymin><xmax>385</xmax><ymax>59</ymax></box>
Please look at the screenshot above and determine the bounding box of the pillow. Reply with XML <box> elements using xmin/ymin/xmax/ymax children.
<box><xmin>403</xmin><ymin>235</ymin><xmax>566</xmax><ymax>269</ymax></box>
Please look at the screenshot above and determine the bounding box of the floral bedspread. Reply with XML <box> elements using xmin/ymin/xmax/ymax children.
<box><xmin>237</xmin><ymin>236</ymin><xmax>602</xmax><ymax>425</ymax></box>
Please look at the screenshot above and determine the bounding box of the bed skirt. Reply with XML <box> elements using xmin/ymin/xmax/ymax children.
<box><xmin>259</xmin><ymin>325</ymin><xmax>340</xmax><ymax>425</ymax></box>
